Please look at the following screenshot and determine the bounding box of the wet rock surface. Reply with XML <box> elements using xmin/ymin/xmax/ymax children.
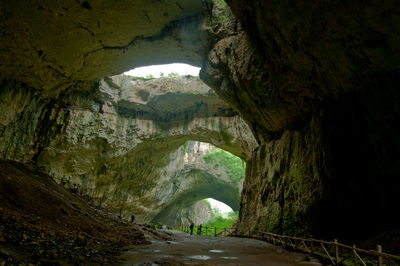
<box><xmin>119</xmin><ymin>230</ymin><xmax>322</xmax><ymax>265</ymax></box>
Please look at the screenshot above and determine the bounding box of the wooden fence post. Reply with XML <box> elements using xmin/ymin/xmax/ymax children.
<box><xmin>214</xmin><ymin>227</ymin><xmax>217</xmax><ymax>237</ymax></box>
<box><xmin>377</xmin><ymin>245</ymin><xmax>383</xmax><ymax>266</ymax></box>
<box><xmin>353</xmin><ymin>245</ymin><xmax>358</xmax><ymax>266</ymax></box>
<box><xmin>310</xmin><ymin>237</ymin><xmax>314</xmax><ymax>254</ymax></box>
<box><xmin>334</xmin><ymin>239</ymin><xmax>339</xmax><ymax>264</ymax></box>
<box><xmin>224</xmin><ymin>228</ymin><xmax>227</xmax><ymax>237</ymax></box>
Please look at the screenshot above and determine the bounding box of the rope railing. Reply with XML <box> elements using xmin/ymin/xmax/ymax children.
<box><xmin>173</xmin><ymin>225</ymin><xmax>400</xmax><ymax>265</ymax></box>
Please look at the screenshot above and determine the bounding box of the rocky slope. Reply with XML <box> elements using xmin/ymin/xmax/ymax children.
<box><xmin>0</xmin><ymin>75</ymin><xmax>256</xmax><ymax>224</ymax></box>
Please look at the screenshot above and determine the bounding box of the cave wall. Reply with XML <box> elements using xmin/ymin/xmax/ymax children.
<box><xmin>201</xmin><ymin>0</ymin><xmax>400</xmax><ymax>240</ymax></box>
<box><xmin>239</xmin><ymin>87</ymin><xmax>400</xmax><ymax>240</ymax></box>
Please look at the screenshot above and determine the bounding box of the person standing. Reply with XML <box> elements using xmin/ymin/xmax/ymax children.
<box><xmin>189</xmin><ymin>223</ymin><xmax>194</xmax><ymax>235</ymax></box>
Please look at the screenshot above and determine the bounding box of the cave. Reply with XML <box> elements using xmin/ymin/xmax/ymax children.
<box><xmin>1</xmin><ymin>0</ymin><xmax>400</xmax><ymax>263</ymax></box>
<box><xmin>150</xmin><ymin>141</ymin><xmax>244</xmax><ymax>226</ymax></box>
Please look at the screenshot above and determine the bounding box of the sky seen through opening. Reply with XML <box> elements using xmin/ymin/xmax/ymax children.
<box><xmin>124</xmin><ymin>63</ymin><xmax>200</xmax><ymax>78</ymax></box>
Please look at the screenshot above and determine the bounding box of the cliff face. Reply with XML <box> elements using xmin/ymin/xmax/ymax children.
<box><xmin>0</xmin><ymin>75</ymin><xmax>255</xmax><ymax>223</ymax></box>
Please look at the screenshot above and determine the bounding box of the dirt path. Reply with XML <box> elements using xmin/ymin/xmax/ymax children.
<box><xmin>118</xmin><ymin>230</ymin><xmax>322</xmax><ymax>265</ymax></box>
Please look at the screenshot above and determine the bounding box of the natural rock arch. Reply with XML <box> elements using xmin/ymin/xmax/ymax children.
<box><xmin>0</xmin><ymin>75</ymin><xmax>256</xmax><ymax>222</ymax></box>
<box><xmin>151</xmin><ymin>141</ymin><xmax>243</xmax><ymax>226</ymax></box>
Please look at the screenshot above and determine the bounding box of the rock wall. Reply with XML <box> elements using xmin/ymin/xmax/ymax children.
<box><xmin>0</xmin><ymin>0</ymin><xmax>213</xmax><ymax>92</ymax></box>
<box><xmin>0</xmin><ymin>75</ymin><xmax>255</xmax><ymax>223</ymax></box>
<box><xmin>173</xmin><ymin>200</ymin><xmax>215</xmax><ymax>226</ymax></box>
<box><xmin>201</xmin><ymin>0</ymin><xmax>400</xmax><ymax>240</ymax></box>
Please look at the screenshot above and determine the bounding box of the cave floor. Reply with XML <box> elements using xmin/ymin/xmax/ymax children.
<box><xmin>118</xmin><ymin>230</ymin><xmax>322</xmax><ymax>265</ymax></box>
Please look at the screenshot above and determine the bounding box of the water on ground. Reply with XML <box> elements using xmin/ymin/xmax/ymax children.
<box><xmin>118</xmin><ymin>230</ymin><xmax>322</xmax><ymax>265</ymax></box>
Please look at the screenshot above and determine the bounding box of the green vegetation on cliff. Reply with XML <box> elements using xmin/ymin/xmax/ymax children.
<box><xmin>203</xmin><ymin>148</ymin><xmax>245</xmax><ymax>183</ymax></box>
<box><xmin>202</xmin><ymin>211</ymin><xmax>238</xmax><ymax>229</ymax></box>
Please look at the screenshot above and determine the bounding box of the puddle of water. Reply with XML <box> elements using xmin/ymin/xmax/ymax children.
<box><xmin>208</xmin><ymin>250</ymin><xmax>224</xmax><ymax>253</ymax></box>
<box><xmin>123</xmin><ymin>250</ymin><xmax>139</xmax><ymax>254</ymax></box>
<box><xmin>144</xmin><ymin>249</ymin><xmax>161</xmax><ymax>253</ymax></box>
<box><xmin>221</xmin><ymin>256</ymin><xmax>239</xmax><ymax>260</ymax></box>
<box><xmin>188</xmin><ymin>255</ymin><xmax>211</xmax><ymax>260</ymax></box>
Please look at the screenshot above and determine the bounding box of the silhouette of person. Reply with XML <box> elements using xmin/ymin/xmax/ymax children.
<box><xmin>189</xmin><ymin>223</ymin><xmax>194</xmax><ymax>235</ymax></box>
<box><xmin>198</xmin><ymin>224</ymin><xmax>202</xmax><ymax>235</ymax></box>
<box><xmin>131</xmin><ymin>215</ymin><xmax>135</xmax><ymax>223</ymax></box>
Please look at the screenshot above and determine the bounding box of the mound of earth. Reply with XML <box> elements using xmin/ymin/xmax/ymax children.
<box><xmin>0</xmin><ymin>160</ymin><xmax>150</xmax><ymax>265</ymax></box>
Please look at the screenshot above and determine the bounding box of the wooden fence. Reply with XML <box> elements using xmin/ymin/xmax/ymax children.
<box><xmin>175</xmin><ymin>225</ymin><xmax>400</xmax><ymax>265</ymax></box>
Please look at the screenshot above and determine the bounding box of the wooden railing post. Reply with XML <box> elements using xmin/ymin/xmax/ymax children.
<box><xmin>334</xmin><ymin>239</ymin><xmax>339</xmax><ymax>264</ymax></box>
<box><xmin>353</xmin><ymin>245</ymin><xmax>358</xmax><ymax>266</ymax></box>
<box><xmin>377</xmin><ymin>245</ymin><xmax>383</xmax><ymax>266</ymax></box>
<box><xmin>224</xmin><ymin>228</ymin><xmax>227</xmax><ymax>237</ymax></box>
<box><xmin>214</xmin><ymin>227</ymin><xmax>217</xmax><ymax>237</ymax></box>
<box><xmin>310</xmin><ymin>237</ymin><xmax>314</xmax><ymax>254</ymax></box>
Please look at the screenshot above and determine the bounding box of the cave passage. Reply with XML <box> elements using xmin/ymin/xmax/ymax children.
<box><xmin>150</xmin><ymin>141</ymin><xmax>245</xmax><ymax>227</ymax></box>
<box><xmin>2</xmin><ymin>0</ymin><xmax>399</xmax><ymax>264</ymax></box>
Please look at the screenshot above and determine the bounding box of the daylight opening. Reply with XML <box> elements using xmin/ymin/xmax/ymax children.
<box><xmin>124</xmin><ymin>63</ymin><xmax>200</xmax><ymax>78</ymax></box>
<box><xmin>206</xmin><ymin>198</ymin><xmax>233</xmax><ymax>214</ymax></box>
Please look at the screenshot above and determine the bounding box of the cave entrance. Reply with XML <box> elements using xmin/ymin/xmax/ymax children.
<box><xmin>124</xmin><ymin>63</ymin><xmax>200</xmax><ymax>78</ymax></box>
<box><xmin>151</xmin><ymin>141</ymin><xmax>245</xmax><ymax>226</ymax></box>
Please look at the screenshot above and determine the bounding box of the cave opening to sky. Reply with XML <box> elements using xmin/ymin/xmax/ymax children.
<box><xmin>151</xmin><ymin>140</ymin><xmax>246</xmax><ymax>226</ymax></box>
<box><xmin>205</xmin><ymin>198</ymin><xmax>233</xmax><ymax>214</ymax></box>
<box><xmin>124</xmin><ymin>63</ymin><xmax>200</xmax><ymax>78</ymax></box>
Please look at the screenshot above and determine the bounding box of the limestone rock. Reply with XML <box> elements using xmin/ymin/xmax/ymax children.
<box><xmin>0</xmin><ymin>0</ymin><xmax>213</xmax><ymax>92</ymax></box>
<box><xmin>0</xmin><ymin>75</ymin><xmax>256</xmax><ymax>223</ymax></box>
